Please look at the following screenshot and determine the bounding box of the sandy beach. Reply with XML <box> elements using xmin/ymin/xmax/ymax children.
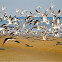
<box><xmin>0</xmin><ymin>0</ymin><xmax>62</xmax><ymax>62</ymax></box>
<box><xmin>0</xmin><ymin>35</ymin><xmax>62</xmax><ymax>62</ymax></box>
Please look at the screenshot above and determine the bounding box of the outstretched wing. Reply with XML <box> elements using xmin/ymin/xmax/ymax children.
<box><xmin>3</xmin><ymin>38</ymin><xmax>9</xmax><ymax>45</ymax></box>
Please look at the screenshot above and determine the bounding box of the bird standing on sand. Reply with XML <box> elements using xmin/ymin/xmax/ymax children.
<box><xmin>42</xmin><ymin>32</ymin><xmax>47</xmax><ymax>40</ymax></box>
<box><xmin>41</xmin><ymin>24</ymin><xmax>47</xmax><ymax>40</ymax></box>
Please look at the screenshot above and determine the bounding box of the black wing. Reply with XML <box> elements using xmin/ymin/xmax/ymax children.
<box><xmin>3</xmin><ymin>38</ymin><xmax>10</xmax><ymax>45</ymax></box>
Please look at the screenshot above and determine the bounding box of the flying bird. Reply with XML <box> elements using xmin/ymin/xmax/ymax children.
<box><xmin>34</xmin><ymin>20</ymin><xmax>40</xmax><ymax>30</ymax></box>
<box><xmin>16</xmin><ymin>8</ymin><xmax>19</xmax><ymax>13</ymax></box>
<box><xmin>37</xmin><ymin>6</ymin><xmax>42</xmax><ymax>9</ymax></box>
<box><xmin>42</xmin><ymin>32</ymin><xmax>47</xmax><ymax>40</ymax></box>
<box><xmin>35</xmin><ymin>9</ymin><xmax>40</xmax><ymax>14</ymax></box>
<box><xmin>2</xmin><ymin>5</ymin><xmax>6</xmax><ymax>11</ymax></box>
<box><xmin>51</xmin><ymin>2</ymin><xmax>54</xmax><ymax>8</ymax></box>
<box><xmin>0</xmin><ymin>17</ymin><xmax>3</xmax><ymax>22</ymax></box>
<box><xmin>3</xmin><ymin>37</ymin><xmax>16</xmax><ymax>45</ymax></box>
<box><xmin>57</xmin><ymin>10</ymin><xmax>61</xmax><ymax>15</ymax></box>
<box><xmin>41</xmin><ymin>11</ymin><xmax>49</xmax><ymax>24</ymax></box>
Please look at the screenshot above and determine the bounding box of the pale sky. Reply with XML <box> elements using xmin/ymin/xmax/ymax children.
<box><xmin>0</xmin><ymin>0</ymin><xmax>62</xmax><ymax>17</ymax></box>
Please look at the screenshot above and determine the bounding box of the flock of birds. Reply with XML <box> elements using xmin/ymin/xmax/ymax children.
<box><xmin>0</xmin><ymin>3</ymin><xmax>62</xmax><ymax>45</ymax></box>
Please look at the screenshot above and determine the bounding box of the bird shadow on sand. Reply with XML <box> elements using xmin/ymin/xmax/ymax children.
<box><xmin>33</xmin><ymin>38</ymin><xmax>42</xmax><ymax>41</ymax></box>
<box><xmin>14</xmin><ymin>41</ymin><xmax>20</xmax><ymax>43</ymax></box>
<box><xmin>0</xmin><ymin>48</ymin><xmax>5</xmax><ymax>50</ymax></box>
<box><xmin>7</xmin><ymin>47</ymin><xmax>15</xmax><ymax>50</ymax></box>
<box><xmin>25</xmin><ymin>44</ymin><xmax>34</xmax><ymax>47</ymax></box>
<box><xmin>46</xmin><ymin>38</ymin><xmax>56</xmax><ymax>41</ymax></box>
<box><xmin>31</xmin><ymin>41</ymin><xmax>36</xmax><ymax>42</ymax></box>
<box><xmin>55</xmin><ymin>41</ymin><xmax>62</xmax><ymax>45</ymax></box>
<box><xmin>26</xmin><ymin>37</ymin><xmax>30</xmax><ymax>39</ymax></box>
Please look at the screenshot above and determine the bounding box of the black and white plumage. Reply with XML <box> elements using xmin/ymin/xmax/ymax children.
<box><xmin>57</xmin><ymin>10</ymin><xmax>61</xmax><ymax>15</ymax></box>
<box><xmin>34</xmin><ymin>20</ymin><xmax>40</xmax><ymax>30</ymax></box>
<box><xmin>35</xmin><ymin>9</ymin><xmax>40</xmax><ymax>14</ymax></box>
<box><xmin>3</xmin><ymin>37</ymin><xmax>16</xmax><ymax>45</ymax></box>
